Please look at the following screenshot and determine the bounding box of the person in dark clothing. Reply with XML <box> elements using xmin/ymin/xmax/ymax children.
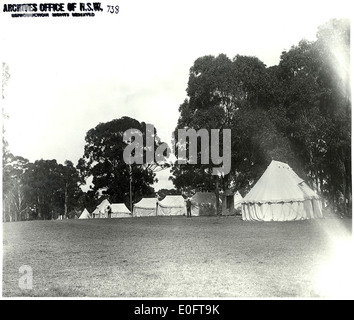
<box><xmin>186</xmin><ymin>198</ymin><xmax>192</xmax><ymax>217</ymax></box>
<box><xmin>107</xmin><ymin>205</ymin><xmax>112</xmax><ymax>218</ymax></box>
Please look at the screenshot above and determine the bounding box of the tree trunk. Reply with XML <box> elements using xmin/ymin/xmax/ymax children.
<box><xmin>64</xmin><ymin>182</ymin><xmax>68</xmax><ymax>218</ymax></box>
<box><xmin>215</xmin><ymin>175</ymin><xmax>220</xmax><ymax>215</ymax></box>
<box><xmin>319</xmin><ymin>174</ymin><xmax>325</xmax><ymax>208</ymax></box>
<box><xmin>37</xmin><ymin>192</ymin><xmax>42</xmax><ymax>219</ymax></box>
<box><xmin>345</xmin><ymin>157</ymin><xmax>351</xmax><ymax>216</ymax></box>
<box><xmin>342</xmin><ymin>176</ymin><xmax>347</xmax><ymax>216</ymax></box>
<box><xmin>347</xmin><ymin>185</ymin><xmax>352</xmax><ymax>216</ymax></box>
<box><xmin>17</xmin><ymin>191</ymin><xmax>23</xmax><ymax>221</ymax></box>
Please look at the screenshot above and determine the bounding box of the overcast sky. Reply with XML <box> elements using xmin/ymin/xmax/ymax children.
<box><xmin>1</xmin><ymin>0</ymin><xmax>351</xmax><ymax>190</ymax></box>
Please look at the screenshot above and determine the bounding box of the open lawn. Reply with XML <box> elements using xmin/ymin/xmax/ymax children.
<box><xmin>2</xmin><ymin>216</ymin><xmax>353</xmax><ymax>298</ymax></box>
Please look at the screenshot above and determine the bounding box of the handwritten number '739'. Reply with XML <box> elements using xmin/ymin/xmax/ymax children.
<box><xmin>107</xmin><ymin>5</ymin><xmax>119</xmax><ymax>14</ymax></box>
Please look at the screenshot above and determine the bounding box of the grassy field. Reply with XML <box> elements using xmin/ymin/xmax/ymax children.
<box><xmin>2</xmin><ymin>216</ymin><xmax>353</xmax><ymax>298</ymax></box>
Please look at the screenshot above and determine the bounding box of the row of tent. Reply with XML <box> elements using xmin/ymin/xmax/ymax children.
<box><xmin>134</xmin><ymin>192</ymin><xmax>243</xmax><ymax>217</ymax></box>
<box><xmin>79</xmin><ymin>160</ymin><xmax>323</xmax><ymax>221</ymax></box>
<box><xmin>79</xmin><ymin>199</ymin><xmax>132</xmax><ymax>219</ymax></box>
<box><xmin>79</xmin><ymin>191</ymin><xmax>244</xmax><ymax>220</ymax></box>
<box><xmin>79</xmin><ymin>193</ymin><xmax>236</xmax><ymax>219</ymax></box>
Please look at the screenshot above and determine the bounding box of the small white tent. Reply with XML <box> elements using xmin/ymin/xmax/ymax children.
<box><xmin>157</xmin><ymin>195</ymin><xmax>187</xmax><ymax>216</ymax></box>
<box><xmin>92</xmin><ymin>199</ymin><xmax>110</xmax><ymax>218</ymax></box>
<box><xmin>133</xmin><ymin>198</ymin><xmax>157</xmax><ymax>217</ymax></box>
<box><xmin>191</xmin><ymin>192</ymin><xmax>217</xmax><ymax>216</ymax></box>
<box><xmin>242</xmin><ymin>160</ymin><xmax>323</xmax><ymax>221</ymax></box>
<box><xmin>79</xmin><ymin>208</ymin><xmax>91</xmax><ymax>219</ymax></box>
<box><xmin>110</xmin><ymin>203</ymin><xmax>131</xmax><ymax>218</ymax></box>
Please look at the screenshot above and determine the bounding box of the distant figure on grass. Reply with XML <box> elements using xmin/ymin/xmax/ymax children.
<box><xmin>186</xmin><ymin>198</ymin><xmax>192</xmax><ymax>217</ymax></box>
<box><xmin>107</xmin><ymin>205</ymin><xmax>112</xmax><ymax>218</ymax></box>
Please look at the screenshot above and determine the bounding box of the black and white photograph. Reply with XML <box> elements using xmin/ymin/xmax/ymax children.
<box><xmin>1</xmin><ymin>0</ymin><xmax>353</xmax><ymax>303</ymax></box>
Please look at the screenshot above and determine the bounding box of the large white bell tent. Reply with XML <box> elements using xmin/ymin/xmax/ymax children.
<box><xmin>191</xmin><ymin>192</ymin><xmax>217</xmax><ymax>216</ymax></box>
<box><xmin>242</xmin><ymin>160</ymin><xmax>323</xmax><ymax>221</ymax></box>
<box><xmin>110</xmin><ymin>203</ymin><xmax>132</xmax><ymax>218</ymax></box>
<box><xmin>157</xmin><ymin>195</ymin><xmax>187</xmax><ymax>216</ymax></box>
<box><xmin>133</xmin><ymin>198</ymin><xmax>158</xmax><ymax>217</ymax></box>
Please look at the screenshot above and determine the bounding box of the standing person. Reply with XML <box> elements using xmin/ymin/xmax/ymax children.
<box><xmin>107</xmin><ymin>205</ymin><xmax>112</xmax><ymax>218</ymax></box>
<box><xmin>186</xmin><ymin>198</ymin><xmax>192</xmax><ymax>217</ymax></box>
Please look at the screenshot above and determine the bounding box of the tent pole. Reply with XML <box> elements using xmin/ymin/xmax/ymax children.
<box><xmin>129</xmin><ymin>165</ymin><xmax>133</xmax><ymax>212</ymax></box>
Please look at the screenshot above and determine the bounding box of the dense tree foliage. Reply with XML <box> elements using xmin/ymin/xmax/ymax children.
<box><xmin>2</xmin><ymin>156</ymin><xmax>83</xmax><ymax>221</ymax></box>
<box><xmin>2</xmin><ymin>115</ymin><xmax>167</xmax><ymax>220</ymax></box>
<box><xmin>171</xmin><ymin>19</ymin><xmax>351</xmax><ymax>215</ymax></box>
<box><xmin>2</xmin><ymin>19</ymin><xmax>350</xmax><ymax>220</ymax></box>
<box><xmin>77</xmin><ymin>116</ymin><xmax>167</xmax><ymax>210</ymax></box>
<box><xmin>156</xmin><ymin>188</ymin><xmax>180</xmax><ymax>200</ymax></box>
